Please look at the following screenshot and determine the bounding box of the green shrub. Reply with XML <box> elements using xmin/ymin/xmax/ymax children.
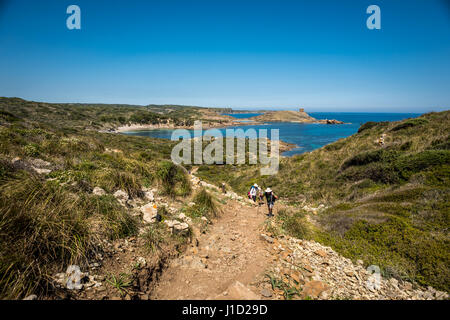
<box><xmin>83</xmin><ymin>194</ymin><xmax>138</xmax><ymax>239</ymax></box>
<box><xmin>283</xmin><ymin>216</ymin><xmax>310</xmax><ymax>239</ymax></box>
<box><xmin>0</xmin><ymin>158</ymin><xmax>14</xmax><ymax>181</ymax></box>
<box><xmin>141</xmin><ymin>223</ymin><xmax>167</xmax><ymax>252</ymax></box>
<box><xmin>156</xmin><ymin>161</ymin><xmax>191</xmax><ymax>197</ymax></box>
<box><xmin>278</xmin><ymin>210</ymin><xmax>310</xmax><ymax>239</ymax></box>
<box><xmin>94</xmin><ymin>169</ymin><xmax>142</xmax><ymax>198</ymax></box>
<box><xmin>186</xmin><ymin>188</ymin><xmax>218</xmax><ymax>218</ymax></box>
<box><xmin>428</xmin><ymin>137</ymin><xmax>450</xmax><ymax>151</ymax></box>
<box><xmin>344</xmin><ymin>217</ymin><xmax>449</xmax><ymax>291</ymax></box>
<box><xmin>341</xmin><ymin>149</ymin><xmax>399</xmax><ymax>171</ymax></box>
<box><xmin>129</xmin><ymin>111</ymin><xmax>163</xmax><ymax>125</ymax></box>
<box><xmin>394</xmin><ymin>150</ymin><xmax>450</xmax><ymax>179</ymax></box>
<box><xmin>23</xmin><ymin>143</ymin><xmax>40</xmax><ymax>157</ymax></box>
<box><xmin>324</xmin><ymin>140</ymin><xmax>345</xmax><ymax>151</ymax></box>
<box><xmin>357</xmin><ymin>121</ymin><xmax>387</xmax><ymax>133</ymax></box>
<box><xmin>390</xmin><ymin>118</ymin><xmax>428</xmax><ymax>131</ymax></box>
<box><xmin>339</xmin><ymin>162</ymin><xmax>401</xmax><ymax>184</ymax></box>
<box><xmin>0</xmin><ymin>110</ymin><xmax>20</xmax><ymax>122</ymax></box>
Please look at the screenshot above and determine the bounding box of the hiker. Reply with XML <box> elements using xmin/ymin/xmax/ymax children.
<box><xmin>258</xmin><ymin>187</ymin><xmax>264</xmax><ymax>206</ymax></box>
<box><xmin>264</xmin><ymin>188</ymin><xmax>278</xmax><ymax>217</ymax></box>
<box><xmin>249</xmin><ymin>184</ymin><xmax>258</xmax><ymax>203</ymax></box>
<box><xmin>377</xmin><ymin>134</ymin><xmax>386</xmax><ymax>146</ymax></box>
<box><xmin>221</xmin><ymin>182</ymin><xmax>226</xmax><ymax>194</ymax></box>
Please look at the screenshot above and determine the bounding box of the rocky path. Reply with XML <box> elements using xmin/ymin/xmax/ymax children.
<box><xmin>151</xmin><ymin>198</ymin><xmax>273</xmax><ymax>299</ymax></box>
<box><xmin>150</xmin><ymin>174</ymin><xmax>449</xmax><ymax>300</ymax></box>
<box><xmin>40</xmin><ymin>170</ymin><xmax>448</xmax><ymax>300</ymax></box>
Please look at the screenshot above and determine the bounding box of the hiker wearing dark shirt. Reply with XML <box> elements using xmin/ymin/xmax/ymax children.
<box><xmin>264</xmin><ymin>188</ymin><xmax>278</xmax><ymax>217</ymax></box>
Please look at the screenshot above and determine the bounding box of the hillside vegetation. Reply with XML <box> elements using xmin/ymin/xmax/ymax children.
<box><xmin>1</xmin><ymin>97</ymin><xmax>448</xmax><ymax>297</ymax></box>
<box><xmin>196</xmin><ymin>111</ymin><xmax>450</xmax><ymax>291</ymax></box>
<box><xmin>0</xmin><ymin>97</ymin><xmax>232</xmax><ymax>132</ymax></box>
<box><xmin>0</xmin><ymin>98</ymin><xmax>198</xmax><ymax>299</ymax></box>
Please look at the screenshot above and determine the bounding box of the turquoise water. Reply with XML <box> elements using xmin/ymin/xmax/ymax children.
<box><xmin>123</xmin><ymin>112</ymin><xmax>421</xmax><ymax>156</ymax></box>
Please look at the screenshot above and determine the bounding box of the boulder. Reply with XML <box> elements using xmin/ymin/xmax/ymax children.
<box><xmin>141</xmin><ymin>203</ymin><xmax>158</xmax><ymax>223</ymax></box>
<box><xmin>24</xmin><ymin>158</ymin><xmax>52</xmax><ymax>175</ymax></box>
<box><xmin>136</xmin><ymin>256</ymin><xmax>147</xmax><ymax>268</ymax></box>
<box><xmin>403</xmin><ymin>282</ymin><xmax>413</xmax><ymax>291</ymax></box>
<box><xmin>173</xmin><ymin>222</ymin><xmax>189</xmax><ymax>235</ymax></box>
<box><xmin>113</xmin><ymin>190</ymin><xmax>129</xmax><ymax>204</ymax></box>
<box><xmin>260</xmin><ymin>233</ymin><xmax>274</xmax><ymax>244</ymax></box>
<box><xmin>314</xmin><ymin>249</ymin><xmax>327</xmax><ymax>258</ymax></box>
<box><xmin>301</xmin><ymin>280</ymin><xmax>330</xmax><ymax>299</ymax></box>
<box><xmin>226</xmin><ymin>281</ymin><xmax>260</xmax><ymax>300</ymax></box>
<box><xmin>164</xmin><ymin>219</ymin><xmax>178</xmax><ymax>228</ymax></box>
<box><xmin>30</xmin><ymin>158</ymin><xmax>51</xmax><ymax>168</ymax></box>
<box><xmin>143</xmin><ymin>190</ymin><xmax>154</xmax><ymax>202</ymax></box>
<box><xmin>53</xmin><ymin>265</ymin><xmax>89</xmax><ymax>290</ymax></box>
<box><xmin>32</xmin><ymin>167</ymin><xmax>51</xmax><ymax>174</ymax></box>
<box><xmin>178</xmin><ymin>212</ymin><xmax>192</xmax><ymax>224</ymax></box>
<box><xmin>92</xmin><ymin>187</ymin><xmax>106</xmax><ymax>196</ymax></box>
<box><xmin>260</xmin><ymin>288</ymin><xmax>273</xmax><ymax>298</ymax></box>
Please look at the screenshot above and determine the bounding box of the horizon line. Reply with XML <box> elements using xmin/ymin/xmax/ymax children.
<box><xmin>0</xmin><ymin>96</ymin><xmax>444</xmax><ymax>114</ymax></box>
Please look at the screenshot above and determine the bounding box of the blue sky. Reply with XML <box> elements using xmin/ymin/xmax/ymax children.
<box><xmin>0</xmin><ymin>0</ymin><xmax>449</xmax><ymax>112</ymax></box>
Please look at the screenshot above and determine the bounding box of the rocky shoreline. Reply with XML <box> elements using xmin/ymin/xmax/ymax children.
<box><xmin>249</xmin><ymin>109</ymin><xmax>345</xmax><ymax>124</ymax></box>
<box><xmin>110</xmin><ymin>119</ymin><xmax>264</xmax><ymax>133</ymax></box>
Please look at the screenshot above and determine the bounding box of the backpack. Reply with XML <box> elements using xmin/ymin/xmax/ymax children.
<box><xmin>266</xmin><ymin>192</ymin><xmax>277</xmax><ymax>203</ymax></box>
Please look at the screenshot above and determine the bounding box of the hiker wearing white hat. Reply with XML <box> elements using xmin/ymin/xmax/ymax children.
<box><xmin>249</xmin><ymin>184</ymin><xmax>258</xmax><ymax>203</ymax></box>
<box><xmin>264</xmin><ymin>188</ymin><xmax>278</xmax><ymax>217</ymax></box>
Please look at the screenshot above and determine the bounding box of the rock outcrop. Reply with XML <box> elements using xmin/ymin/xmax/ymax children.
<box><xmin>249</xmin><ymin>110</ymin><xmax>344</xmax><ymax>124</ymax></box>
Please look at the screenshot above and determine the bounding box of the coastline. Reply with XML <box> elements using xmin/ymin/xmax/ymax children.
<box><xmin>111</xmin><ymin>120</ymin><xmax>265</xmax><ymax>133</ymax></box>
<box><xmin>112</xmin><ymin>118</ymin><xmax>345</xmax><ymax>133</ymax></box>
<box><xmin>110</xmin><ymin>123</ymin><xmax>297</xmax><ymax>155</ymax></box>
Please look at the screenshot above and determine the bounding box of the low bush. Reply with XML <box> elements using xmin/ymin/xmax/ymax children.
<box><xmin>186</xmin><ymin>188</ymin><xmax>218</xmax><ymax>219</ymax></box>
<box><xmin>390</xmin><ymin>118</ymin><xmax>428</xmax><ymax>131</ymax></box>
<box><xmin>155</xmin><ymin>161</ymin><xmax>191</xmax><ymax>197</ymax></box>
<box><xmin>358</xmin><ymin>121</ymin><xmax>381</xmax><ymax>133</ymax></box>
<box><xmin>394</xmin><ymin>150</ymin><xmax>450</xmax><ymax>179</ymax></box>
<box><xmin>341</xmin><ymin>149</ymin><xmax>399</xmax><ymax>171</ymax></box>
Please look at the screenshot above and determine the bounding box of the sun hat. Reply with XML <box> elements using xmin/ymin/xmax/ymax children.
<box><xmin>254</xmin><ymin>183</ymin><xmax>258</xmax><ymax>187</ymax></box>
<box><xmin>265</xmin><ymin>188</ymin><xmax>272</xmax><ymax>193</ymax></box>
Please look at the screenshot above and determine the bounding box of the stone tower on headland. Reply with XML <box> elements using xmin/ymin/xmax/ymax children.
<box><xmin>299</xmin><ymin>108</ymin><xmax>305</xmax><ymax>113</ymax></box>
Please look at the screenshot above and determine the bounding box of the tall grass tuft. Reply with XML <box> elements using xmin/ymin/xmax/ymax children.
<box><xmin>155</xmin><ymin>161</ymin><xmax>191</xmax><ymax>197</ymax></box>
<box><xmin>186</xmin><ymin>188</ymin><xmax>219</xmax><ymax>219</ymax></box>
<box><xmin>0</xmin><ymin>174</ymin><xmax>94</xmax><ymax>299</ymax></box>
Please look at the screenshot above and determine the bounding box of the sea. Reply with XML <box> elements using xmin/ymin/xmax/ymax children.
<box><xmin>122</xmin><ymin>112</ymin><xmax>422</xmax><ymax>156</ymax></box>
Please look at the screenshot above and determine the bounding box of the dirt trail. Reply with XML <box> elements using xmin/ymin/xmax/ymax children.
<box><xmin>149</xmin><ymin>174</ymin><xmax>450</xmax><ymax>301</ymax></box>
<box><xmin>151</xmin><ymin>197</ymin><xmax>273</xmax><ymax>300</ymax></box>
